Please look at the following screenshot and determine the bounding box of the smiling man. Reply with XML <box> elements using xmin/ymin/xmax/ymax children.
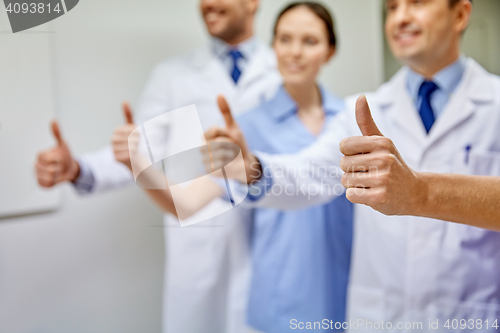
<box><xmin>205</xmin><ymin>0</ymin><xmax>500</xmax><ymax>331</ymax></box>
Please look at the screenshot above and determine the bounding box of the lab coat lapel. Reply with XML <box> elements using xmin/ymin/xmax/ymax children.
<box><xmin>426</xmin><ymin>59</ymin><xmax>495</xmax><ymax>146</ymax></box>
<box><xmin>192</xmin><ymin>44</ymin><xmax>236</xmax><ymax>95</ymax></box>
<box><xmin>237</xmin><ymin>40</ymin><xmax>277</xmax><ymax>90</ymax></box>
<box><xmin>379</xmin><ymin>68</ymin><xmax>427</xmax><ymax>145</ymax></box>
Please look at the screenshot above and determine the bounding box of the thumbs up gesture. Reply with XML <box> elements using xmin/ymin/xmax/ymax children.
<box><xmin>339</xmin><ymin>96</ymin><xmax>426</xmax><ymax>216</ymax></box>
<box><xmin>35</xmin><ymin>121</ymin><xmax>80</xmax><ymax>187</ymax></box>
<box><xmin>112</xmin><ymin>102</ymin><xmax>140</xmax><ymax>170</ymax></box>
<box><xmin>203</xmin><ymin>95</ymin><xmax>261</xmax><ymax>184</ymax></box>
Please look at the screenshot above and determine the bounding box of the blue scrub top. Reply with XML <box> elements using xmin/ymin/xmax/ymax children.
<box><xmin>236</xmin><ymin>86</ymin><xmax>353</xmax><ymax>332</ymax></box>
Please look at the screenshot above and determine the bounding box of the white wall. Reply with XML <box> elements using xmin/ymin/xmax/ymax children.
<box><xmin>0</xmin><ymin>1</ymin><xmax>384</xmax><ymax>332</ymax></box>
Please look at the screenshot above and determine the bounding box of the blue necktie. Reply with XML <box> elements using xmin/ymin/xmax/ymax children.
<box><xmin>418</xmin><ymin>80</ymin><xmax>439</xmax><ymax>133</ymax></box>
<box><xmin>228</xmin><ymin>49</ymin><xmax>243</xmax><ymax>84</ymax></box>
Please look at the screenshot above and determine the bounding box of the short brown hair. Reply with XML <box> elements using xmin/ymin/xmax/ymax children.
<box><xmin>273</xmin><ymin>2</ymin><xmax>337</xmax><ymax>47</ymax></box>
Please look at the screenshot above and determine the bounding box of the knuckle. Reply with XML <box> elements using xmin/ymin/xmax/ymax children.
<box><xmin>339</xmin><ymin>156</ymin><xmax>347</xmax><ymax>171</ymax></box>
<box><xmin>374</xmin><ymin>189</ymin><xmax>388</xmax><ymax>205</ymax></box>
<box><xmin>341</xmin><ymin>173</ymin><xmax>354</xmax><ymax>188</ymax></box>
<box><xmin>386</xmin><ymin>154</ymin><xmax>397</xmax><ymax>169</ymax></box>
<box><xmin>376</xmin><ymin>137</ymin><xmax>392</xmax><ymax>151</ymax></box>
<box><xmin>380</xmin><ymin>153</ymin><xmax>396</xmax><ymax>167</ymax></box>
<box><xmin>341</xmin><ymin>173</ymin><xmax>348</xmax><ymax>187</ymax></box>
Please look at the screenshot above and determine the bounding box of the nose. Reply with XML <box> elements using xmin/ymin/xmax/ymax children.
<box><xmin>392</xmin><ymin>3</ymin><xmax>412</xmax><ymax>27</ymax></box>
<box><xmin>290</xmin><ymin>40</ymin><xmax>303</xmax><ymax>58</ymax></box>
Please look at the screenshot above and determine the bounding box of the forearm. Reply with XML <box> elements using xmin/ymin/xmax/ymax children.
<box><xmin>249</xmin><ymin>151</ymin><xmax>344</xmax><ymax>210</ymax></box>
<box><xmin>79</xmin><ymin>147</ymin><xmax>135</xmax><ymax>193</ymax></box>
<box><xmin>416</xmin><ymin>173</ymin><xmax>500</xmax><ymax>231</ymax></box>
<box><xmin>140</xmin><ymin>174</ymin><xmax>223</xmax><ymax>219</ymax></box>
<box><xmin>143</xmin><ymin>188</ymin><xmax>178</xmax><ymax>217</ymax></box>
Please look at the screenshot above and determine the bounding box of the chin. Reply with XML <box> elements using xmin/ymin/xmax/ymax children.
<box><xmin>285</xmin><ymin>80</ymin><xmax>312</xmax><ymax>89</ymax></box>
<box><xmin>207</xmin><ymin>26</ymin><xmax>224</xmax><ymax>37</ymax></box>
<box><xmin>391</xmin><ymin>45</ymin><xmax>423</xmax><ymax>64</ymax></box>
<box><xmin>282</xmin><ymin>74</ymin><xmax>305</xmax><ymax>85</ymax></box>
<box><xmin>205</xmin><ymin>20</ymin><xmax>229</xmax><ymax>36</ymax></box>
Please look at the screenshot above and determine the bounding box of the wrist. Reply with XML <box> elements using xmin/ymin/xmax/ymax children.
<box><xmin>411</xmin><ymin>171</ymin><xmax>432</xmax><ymax>217</ymax></box>
<box><xmin>246</xmin><ymin>154</ymin><xmax>262</xmax><ymax>185</ymax></box>
<box><xmin>69</xmin><ymin>159</ymin><xmax>81</xmax><ymax>183</ymax></box>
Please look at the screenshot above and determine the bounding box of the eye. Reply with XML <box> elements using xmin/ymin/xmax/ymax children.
<box><xmin>304</xmin><ymin>37</ymin><xmax>318</xmax><ymax>45</ymax></box>
<box><xmin>278</xmin><ymin>35</ymin><xmax>291</xmax><ymax>43</ymax></box>
<box><xmin>385</xmin><ymin>0</ymin><xmax>397</xmax><ymax>11</ymax></box>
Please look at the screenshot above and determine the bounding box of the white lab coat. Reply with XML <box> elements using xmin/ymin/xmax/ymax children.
<box><xmin>255</xmin><ymin>59</ymin><xmax>500</xmax><ymax>332</ymax></box>
<box><xmin>80</xmin><ymin>41</ymin><xmax>282</xmax><ymax>333</ymax></box>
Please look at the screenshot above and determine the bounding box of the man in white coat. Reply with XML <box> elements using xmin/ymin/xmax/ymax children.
<box><xmin>206</xmin><ymin>0</ymin><xmax>500</xmax><ymax>331</ymax></box>
<box><xmin>34</xmin><ymin>0</ymin><xmax>281</xmax><ymax>332</ymax></box>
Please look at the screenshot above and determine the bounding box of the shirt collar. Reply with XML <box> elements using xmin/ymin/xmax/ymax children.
<box><xmin>211</xmin><ymin>36</ymin><xmax>258</xmax><ymax>62</ymax></box>
<box><xmin>406</xmin><ymin>54</ymin><xmax>466</xmax><ymax>100</ymax></box>
<box><xmin>267</xmin><ymin>85</ymin><xmax>344</xmax><ymax>121</ymax></box>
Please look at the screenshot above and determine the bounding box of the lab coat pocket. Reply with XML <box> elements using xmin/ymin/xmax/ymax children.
<box><xmin>468</xmin><ymin>151</ymin><xmax>500</xmax><ymax>176</ymax></box>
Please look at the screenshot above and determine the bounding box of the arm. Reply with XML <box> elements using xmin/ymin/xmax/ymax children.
<box><xmin>203</xmin><ymin>96</ymin><xmax>348</xmax><ymax>210</ymax></box>
<box><xmin>33</xmin><ymin>62</ymin><xmax>174</xmax><ymax>194</ymax></box>
<box><xmin>417</xmin><ymin>173</ymin><xmax>500</xmax><ymax>231</ymax></box>
<box><xmin>139</xmin><ymin>178</ymin><xmax>224</xmax><ymax>219</ymax></box>
<box><xmin>341</xmin><ymin>96</ymin><xmax>500</xmax><ymax>232</ymax></box>
<box><xmin>113</xmin><ymin>103</ymin><xmax>224</xmax><ymax>219</ymax></box>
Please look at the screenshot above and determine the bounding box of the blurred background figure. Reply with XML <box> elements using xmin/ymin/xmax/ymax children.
<box><xmin>237</xmin><ymin>3</ymin><xmax>352</xmax><ymax>332</ymax></box>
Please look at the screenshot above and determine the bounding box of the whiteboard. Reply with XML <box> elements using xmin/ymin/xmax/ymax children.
<box><xmin>0</xmin><ymin>17</ymin><xmax>61</xmax><ymax>217</ymax></box>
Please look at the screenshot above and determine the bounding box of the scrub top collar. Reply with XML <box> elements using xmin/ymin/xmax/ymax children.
<box><xmin>267</xmin><ymin>85</ymin><xmax>343</xmax><ymax>122</ymax></box>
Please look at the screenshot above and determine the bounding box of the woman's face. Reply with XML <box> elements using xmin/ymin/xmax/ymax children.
<box><xmin>273</xmin><ymin>6</ymin><xmax>335</xmax><ymax>87</ymax></box>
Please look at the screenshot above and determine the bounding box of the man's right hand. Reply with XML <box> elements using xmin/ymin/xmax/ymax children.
<box><xmin>35</xmin><ymin>121</ymin><xmax>80</xmax><ymax>187</ymax></box>
<box><xmin>204</xmin><ymin>95</ymin><xmax>261</xmax><ymax>184</ymax></box>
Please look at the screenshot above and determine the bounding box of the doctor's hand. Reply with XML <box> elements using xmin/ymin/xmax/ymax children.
<box><xmin>203</xmin><ymin>95</ymin><xmax>261</xmax><ymax>184</ymax></box>
<box><xmin>35</xmin><ymin>121</ymin><xmax>80</xmax><ymax>187</ymax></box>
<box><xmin>112</xmin><ymin>102</ymin><xmax>140</xmax><ymax>170</ymax></box>
<box><xmin>339</xmin><ymin>96</ymin><xmax>427</xmax><ymax>216</ymax></box>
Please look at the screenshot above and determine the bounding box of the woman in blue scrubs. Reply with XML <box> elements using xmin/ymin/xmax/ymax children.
<box><xmin>236</xmin><ymin>3</ymin><xmax>353</xmax><ymax>332</ymax></box>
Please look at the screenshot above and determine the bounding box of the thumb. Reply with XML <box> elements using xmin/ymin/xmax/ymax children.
<box><xmin>123</xmin><ymin>102</ymin><xmax>134</xmax><ymax>125</ymax></box>
<box><xmin>51</xmin><ymin>120</ymin><xmax>64</xmax><ymax>145</ymax></box>
<box><xmin>217</xmin><ymin>95</ymin><xmax>235</xmax><ymax>129</ymax></box>
<box><xmin>355</xmin><ymin>95</ymin><xmax>383</xmax><ymax>136</ymax></box>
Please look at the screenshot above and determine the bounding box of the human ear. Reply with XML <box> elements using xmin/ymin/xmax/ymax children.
<box><xmin>455</xmin><ymin>0</ymin><xmax>472</xmax><ymax>35</ymax></box>
<box><xmin>325</xmin><ymin>45</ymin><xmax>336</xmax><ymax>63</ymax></box>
